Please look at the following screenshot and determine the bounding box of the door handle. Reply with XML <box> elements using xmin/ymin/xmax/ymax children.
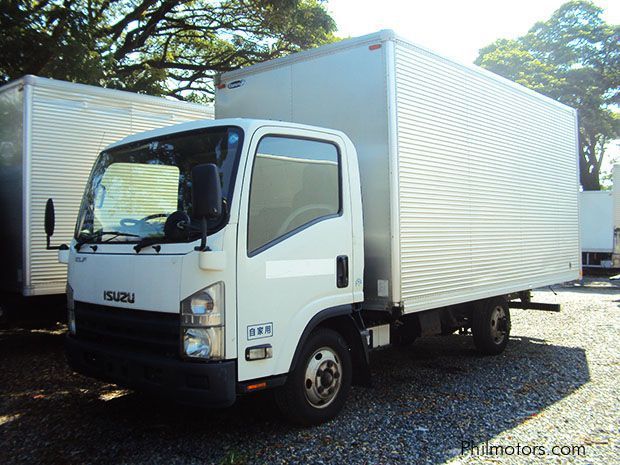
<box><xmin>336</xmin><ymin>255</ymin><xmax>349</xmax><ymax>288</ymax></box>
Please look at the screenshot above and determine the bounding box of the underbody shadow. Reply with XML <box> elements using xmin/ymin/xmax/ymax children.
<box><xmin>1</xmin><ymin>326</ymin><xmax>589</xmax><ymax>465</ymax></box>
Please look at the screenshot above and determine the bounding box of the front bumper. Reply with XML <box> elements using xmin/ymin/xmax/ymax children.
<box><xmin>66</xmin><ymin>335</ymin><xmax>237</xmax><ymax>407</ymax></box>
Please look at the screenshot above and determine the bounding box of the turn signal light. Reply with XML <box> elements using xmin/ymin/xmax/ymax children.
<box><xmin>246</xmin><ymin>382</ymin><xmax>267</xmax><ymax>392</ymax></box>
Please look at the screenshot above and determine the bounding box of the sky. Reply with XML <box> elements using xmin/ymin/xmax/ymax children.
<box><xmin>328</xmin><ymin>0</ymin><xmax>620</xmax><ymax>182</ymax></box>
<box><xmin>328</xmin><ymin>0</ymin><xmax>620</xmax><ymax>64</ymax></box>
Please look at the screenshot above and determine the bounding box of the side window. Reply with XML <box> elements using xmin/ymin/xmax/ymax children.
<box><xmin>248</xmin><ymin>136</ymin><xmax>340</xmax><ymax>254</ymax></box>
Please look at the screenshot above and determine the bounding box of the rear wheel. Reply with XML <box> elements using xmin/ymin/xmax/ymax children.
<box><xmin>275</xmin><ymin>328</ymin><xmax>352</xmax><ymax>425</ymax></box>
<box><xmin>0</xmin><ymin>303</ymin><xmax>8</xmax><ymax>328</ymax></box>
<box><xmin>0</xmin><ymin>295</ymin><xmax>15</xmax><ymax>328</ymax></box>
<box><xmin>471</xmin><ymin>297</ymin><xmax>511</xmax><ymax>355</ymax></box>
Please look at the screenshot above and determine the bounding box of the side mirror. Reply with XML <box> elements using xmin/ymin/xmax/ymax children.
<box><xmin>44</xmin><ymin>198</ymin><xmax>69</xmax><ymax>252</ymax></box>
<box><xmin>191</xmin><ymin>164</ymin><xmax>222</xmax><ymax>251</ymax></box>
<box><xmin>192</xmin><ymin>163</ymin><xmax>222</xmax><ymax>220</ymax></box>
<box><xmin>45</xmin><ymin>198</ymin><xmax>55</xmax><ymax>239</ymax></box>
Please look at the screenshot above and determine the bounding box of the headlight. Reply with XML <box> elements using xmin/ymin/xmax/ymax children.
<box><xmin>183</xmin><ymin>327</ymin><xmax>224</xmax><ymax>359</ymax></box>
<box><xmin>66</xmin><ymin>284</ymin><xmax>76</xmax><ymax>335</ymax></box>
<box><xmin>182</xmin><ymin>282</ymin><xmax>223</xmax><ymax>326</ymax></box>
<box><xmin>181</xmin><ymin>282</ymin><xmax>225</xmax><ymax>360</ymax></box>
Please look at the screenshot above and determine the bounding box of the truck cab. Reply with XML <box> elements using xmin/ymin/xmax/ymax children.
<box><xmin>57</xmin><ymin>118</ymin><xmax>366</xmax><ymax>424</ymax></box>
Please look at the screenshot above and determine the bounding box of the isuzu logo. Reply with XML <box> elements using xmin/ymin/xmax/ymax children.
<box><xmin>103</xmin><ymin>290</ymin><xmax>135</xmax><ymax>304</ymax></box>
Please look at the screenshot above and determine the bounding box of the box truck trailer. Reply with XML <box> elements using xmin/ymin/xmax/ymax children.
<box><xmin>0</xmin><ymin>76</ymin><xmax>213</xmax><ymax>320</ymax></box>
<box><xmin>44</xmin><ymin>31</ymin><xmax>580</xmax><ymax>425</ymax></box>
<box><xmin>613</xmin><ymin>165</ymin><xmax>620</xmax><ymax>268</ymax></box>
<box><xmin>579</xmin><ymin>164</ymin><xmax>620</xmax><ymax>268</ymax></box>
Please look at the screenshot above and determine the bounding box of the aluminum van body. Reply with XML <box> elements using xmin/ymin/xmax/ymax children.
<box><xmin>0</xmin><ymin>76</ymin><xmax>214</xmax><ymax>298</ymax></box>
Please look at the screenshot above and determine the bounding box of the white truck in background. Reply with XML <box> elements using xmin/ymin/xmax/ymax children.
<box><xmin>45</xmin><ymin>31</ymin><xmax>580</xmax><ymax>425</ymax></box>
<box><xmin>614</xmin><ymin>165</ymin><xmax>620</xmax><ymax>268</ymax></box>
<box><xmin>0</xmin><ymin>76</ymin><xmax>213</xmax><ymax>321</ymax></box>
<box><xmin>579</xmin><ymin>164</ymin><xmax>620</xmax><ymax>268</ymax></box>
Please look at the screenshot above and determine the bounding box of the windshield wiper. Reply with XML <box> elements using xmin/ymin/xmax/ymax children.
<box><xmin>133</xmin><ymin>200</ymin><xmax>230</xmax><ymax>254</ymax></box>
<box><xmin>75</xmin><ymin>231</ymin><xmax>140</xmax><ymax>251</ymax></box>
<box><xmin>133</xmin><ymin>236</ymin><xmax>167</xmax><ymax>253</ymax></box>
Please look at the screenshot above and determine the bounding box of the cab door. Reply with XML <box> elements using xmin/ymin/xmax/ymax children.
<box><xmin>236</xmin><ymin>126</ymin><xmax>354</xmax><ymax>382</ymax></box>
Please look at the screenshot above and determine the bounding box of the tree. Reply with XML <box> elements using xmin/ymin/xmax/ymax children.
<box><xmin>476</xmin><ymin>1</ymin><xmax>619</xmax><ymax>190</ymax></box>
<box><xmin>0</xmin><ymin>0</ymin><xmax>337</xmax><ymax>101</ymax></box>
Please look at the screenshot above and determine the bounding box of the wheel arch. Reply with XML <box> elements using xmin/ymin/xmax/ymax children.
<box><xmin>289</xmin><ymin>305</ymin><xmax>371</xmax><ymax>386</ymax></box>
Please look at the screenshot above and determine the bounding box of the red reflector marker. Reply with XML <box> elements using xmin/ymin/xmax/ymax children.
<box><xmin>369</xmin><ymin>44</ymin><xmax>382</xmax><ymax>51</ymax></box>
<box><xmin>216</xmin><ymin>83</ymin><xmax>226</xmax><ymax>89</ymax></box>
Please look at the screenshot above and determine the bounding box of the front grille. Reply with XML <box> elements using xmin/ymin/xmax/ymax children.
<box><xmin>75</xmin><ymin>302</ymin><xmax>180</xmax><ymax>358</ymax></box>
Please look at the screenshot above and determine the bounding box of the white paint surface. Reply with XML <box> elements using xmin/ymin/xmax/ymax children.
<box><xmin>266</xmin><ymin>259</ymin><xmax>334</xmax><ymax>279</ymax></box>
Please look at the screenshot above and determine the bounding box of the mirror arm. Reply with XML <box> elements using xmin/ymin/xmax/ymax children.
<box><xmin>194</xmin><ymin>217</ymin><xmax>210</xmax><ymax>252</ymax></box>
<box><xmin>46</xmin><ymin>239</ymin><xmax>69</xmax><ymax>251</ymax></box>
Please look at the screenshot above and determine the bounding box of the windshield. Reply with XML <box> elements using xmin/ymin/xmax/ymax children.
<box><xmin>75</xmin><ymin>126</ymin><xmax>243</xmax><ymax>244</ymax></box>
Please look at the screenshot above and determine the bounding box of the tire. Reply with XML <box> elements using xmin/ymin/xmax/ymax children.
<box><xmin>471</xmin><ymin>297</ymin><xmax>511</xmax><ymax>355</ymax></box>
<box><xmin>275</xmin><ymin>328</ymin><xmax>352</xmax><ymax>426</ymax></box>
<box><xmin>0</xmin><ymin>304</ymin><xmax>7</xmax><ymax>328</ymax></box>
<box><xmin>0</xmin><ymin>299</ymin><xmax>13</xmax><ymax>329</ymax></box>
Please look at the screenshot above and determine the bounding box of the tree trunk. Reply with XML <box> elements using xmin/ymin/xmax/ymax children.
<box><xmin>579</xmin><ymin>133</ymin><xmax>603</xmax><ymax>191</ymax></box>
<box><xmin>579</xmin><ymin>151</ymin><xmax>601</xmax><ymax>191</ymax></box>
<box><xmin>581</xmin><ymin>168</ymin><xmax>601</xmax><ymax>190</ymax></box>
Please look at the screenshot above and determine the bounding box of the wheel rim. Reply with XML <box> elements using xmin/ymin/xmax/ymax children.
<box><xmin>304</xmin><ymin>346</ymin><xmax>342</xmax><ymax>409</ymax></box>
<box><xmin>489</xmin><ymin>305</ymin><xmax>508</xmax><ymax>345</ymax></box>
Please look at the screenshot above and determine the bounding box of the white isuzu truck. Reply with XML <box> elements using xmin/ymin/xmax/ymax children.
<box><xmin>44</xmin><ymin>31</ymin><xmax>580</xmax><ymax>425</ymax></box>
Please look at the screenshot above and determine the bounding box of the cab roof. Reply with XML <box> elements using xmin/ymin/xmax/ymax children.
<box><xmin>103</xmin><ymin>118</ymin><xmax>346</xmax><ymax>151</ymax></box>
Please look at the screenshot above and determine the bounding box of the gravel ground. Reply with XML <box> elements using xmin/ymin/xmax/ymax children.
<box><xmin>1</xmin><ymin>277</ymin><xmax>618</xmax><ymax>465</ymax></box>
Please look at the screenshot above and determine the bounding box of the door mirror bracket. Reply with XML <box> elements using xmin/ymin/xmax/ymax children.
<box><xmin>191</xmin><ymin>164</ymin><xmax>223</xmax><ymax>251</ymax></box>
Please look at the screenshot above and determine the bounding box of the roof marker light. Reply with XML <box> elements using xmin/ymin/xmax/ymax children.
<box><xmin>369</xmin><ymin>44</ymin><xmax>382</xmax><ymax>51</ymax></box>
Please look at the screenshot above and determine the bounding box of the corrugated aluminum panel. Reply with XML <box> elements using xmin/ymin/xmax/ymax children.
<box><xmin>25</xmin><ymin>78</ymin><xmax>213</xmax><ymax>295</ymax></box>
<box><xmin>393</xmin><ymin>40</ymin><xmax>580</xmax><ymax>312</ymax></box>
<box><xmin>93</xmin><ymin>163</ymin><xmax>179</xmax><ymax>227</ymax></box>
<box><xmin>217</xmin><ymin>30</ymin><xmax>580</xmax><ymax>311</ymax></box>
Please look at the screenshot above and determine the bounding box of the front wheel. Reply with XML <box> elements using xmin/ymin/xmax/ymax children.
<box><xmin>275</xmin><ymin>328</ymin><xmax>352</xmax><ymax>425</ymax></box>
<box><xmin>471</xmin><ymin>297</ymin><xmax>511</xmax><ymax>355</ymax></box>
